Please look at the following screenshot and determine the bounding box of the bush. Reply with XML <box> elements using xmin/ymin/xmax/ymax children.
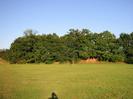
<box><xmin>125</xmin><ymin>57</ymin><xmax>133</xmax><ymax>64</ymax></box>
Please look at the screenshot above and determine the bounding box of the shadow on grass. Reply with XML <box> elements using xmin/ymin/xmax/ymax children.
<box><xmin>48</xmin><ymin>92</ymin><xmax>58</xmax><ymax>99</ymax></box>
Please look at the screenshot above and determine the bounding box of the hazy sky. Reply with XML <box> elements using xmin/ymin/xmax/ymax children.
<box><xmin>0</xmin><ymin>0</ymin><xmax>133</xmax><ymax>49</ymax></box>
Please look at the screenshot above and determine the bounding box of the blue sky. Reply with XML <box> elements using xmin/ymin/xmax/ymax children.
<box><xmin>0</xmin><ymin>0</ymin><xmax>133</xmax><ymax>49</ymax></box>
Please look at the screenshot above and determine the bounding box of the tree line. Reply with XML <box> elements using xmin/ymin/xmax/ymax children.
<box><xmin>1</xmin><ymin>29</ymin><xmax>133</xmax><ymax>64</ymax></box>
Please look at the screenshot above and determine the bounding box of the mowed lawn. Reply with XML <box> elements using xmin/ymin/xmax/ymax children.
<box><xmin>0</xmin><ymin>64</ymin><xmax>133</xmax><ymax>99</ymax></box>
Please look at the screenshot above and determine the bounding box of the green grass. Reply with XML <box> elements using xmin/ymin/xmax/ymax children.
<box><xmin>0</xmin><ymin>63</ymin><xmax>133</xmax><ymax>99</ymax></box>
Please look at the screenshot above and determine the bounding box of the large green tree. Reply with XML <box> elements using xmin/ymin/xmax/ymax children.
<box><xmin>94</xmin><ymin>31</ymin><xmax>124</xmax><ymax>62</ymax></box>
<box><xmin>119</xmin><ymin>32</ymin><xmax>133</xmax><ymax>63</ymax></box>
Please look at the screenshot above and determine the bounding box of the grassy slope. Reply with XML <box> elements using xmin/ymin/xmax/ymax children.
<box><xmin>0</xmin><ymin>64</ymin><xmax>133</xmax><ymax>99</ymax></box>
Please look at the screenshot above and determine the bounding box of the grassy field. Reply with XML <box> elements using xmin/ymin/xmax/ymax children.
<box><xmin>0</xmin><ymin>63</ymin><xmax>133</xmax><ymax>99</ymax></box>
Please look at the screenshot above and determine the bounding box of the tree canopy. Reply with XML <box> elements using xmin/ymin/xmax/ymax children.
<box><xmin>2</xmin><ymin>29</ymin><xmax>133</xmax><ymax>64</ymax></box>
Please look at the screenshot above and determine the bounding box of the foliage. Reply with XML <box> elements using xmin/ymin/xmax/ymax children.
<box><xmin>6</xmin><ymin>29</ymin><xmax>133</xmax><ymax>64</ymax></box>
<box><xmin>118</xmin><ymin>32</ymin><xmax>133</xmax><ymax>63</ymax></box>
<box><xmin>0</xmin><ymin>49</ymin><xmax>9</xmax><ymax>61</ymax></box>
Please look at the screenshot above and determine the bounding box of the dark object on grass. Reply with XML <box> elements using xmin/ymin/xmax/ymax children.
<box><xmin>48</xmin><ymin>92</ymin><xmax>58</xmax><ymax>99</ymax></box>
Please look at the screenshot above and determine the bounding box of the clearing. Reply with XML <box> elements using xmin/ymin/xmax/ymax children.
<box><xmin>0</xmin><ymin>63</ymin><xmax>133</xmax><ymax>99</ymax></box>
